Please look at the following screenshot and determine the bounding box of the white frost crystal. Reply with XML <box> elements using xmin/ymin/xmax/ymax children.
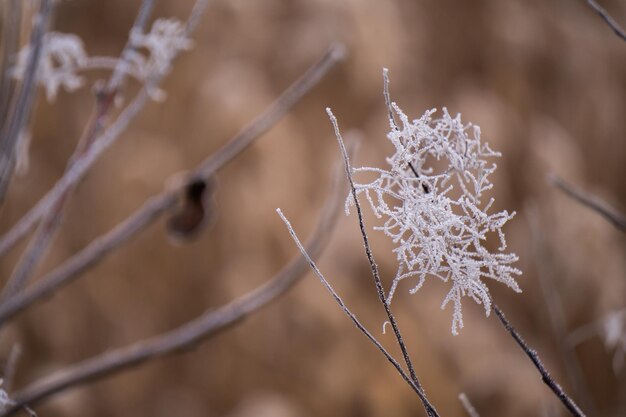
<box><xmin>342</xmin><ymin>94</ymin><xmax>521</xmax><ymax>334</ymax></box>
<box><xmin>13</xmin><ymin>32</ymin><xmax>87</xmax><ymax>101</ymax></box>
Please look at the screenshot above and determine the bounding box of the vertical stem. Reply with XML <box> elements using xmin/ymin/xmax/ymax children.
<box><xmin>493</xmin><ymin>304</ymin><xmax>586</xmax><ymax>417</ymax></box>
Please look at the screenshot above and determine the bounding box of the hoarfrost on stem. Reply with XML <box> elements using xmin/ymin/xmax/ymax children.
<box><xmin>336</xmin><ymin>72</ymin><xmax>522</xmax><ymax>334</ymax></box>
<box><xmin>12</xmin><ymin>18</ymin><xmax>193</xmax><ymax>102</ymax></box>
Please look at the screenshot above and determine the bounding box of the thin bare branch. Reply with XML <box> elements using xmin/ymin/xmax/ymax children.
<box><xmin>493</xmin><ymin>303</ymin><xmax>586</xmax><ymax>417</ymax></box>
<box><xmin>277</xmin><ymin>208</ymin><xmax>438</xmax><ymax>417</ymax></box>
<box><xmin>548</xmin><ymin>174</ymin><xmax>626</xmax><ymax>233</ymax></box>
<box><xmin>585</xmin><ymin>0</ymin><xmax>626</xmax><ymax>42</ymax></box>
<box><xmin>0</xmin><ymin>43</ymin><xmax>345</xmax><ymax>326</ymax></box>
<box><xmin>458</xmin><ymin>393</ymin><xmax>480</xmax><ymax>417</ymax></box>
<box><xmin>2</xmin><ymin>158</ymin><xmax>345</xmax><ymax>417</ymax></box>
<box><xmin>326</xmin><ymin>108</ymin><xmax>439</xmax><ymax>417</ymax></box>
<box><xmin>0</xmin><ymin>0</ymin><xmax>53</xmax><ymax>202</ymax></box>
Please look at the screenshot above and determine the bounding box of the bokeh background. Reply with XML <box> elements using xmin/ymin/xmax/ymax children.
<box><xmin>1</xmin><ymin>0</ymin><xmax>625</xmax><ymax>416</ymax></box>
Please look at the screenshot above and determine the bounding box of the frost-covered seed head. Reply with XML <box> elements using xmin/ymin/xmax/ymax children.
<box><xmin>336</xmin><ymin>74</ymin><xmax>522</xmax><ymax>334</ymax></box>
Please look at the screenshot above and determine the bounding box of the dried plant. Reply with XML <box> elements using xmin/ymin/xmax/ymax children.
<box><xmin>0</xmin><ymin>1</ymin><xmax>345</xmax><ymax>415</ymax></box>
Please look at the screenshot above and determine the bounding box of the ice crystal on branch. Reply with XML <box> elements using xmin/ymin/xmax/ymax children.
<box><xmin>338</xmin><ymin>79</ymin><xmax>521</xmax><ymax>334</ymax></box>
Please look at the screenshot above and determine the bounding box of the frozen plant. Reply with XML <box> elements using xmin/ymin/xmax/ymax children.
<box><xmin>128</xmin><ymin>18</ymin><xmax>194</xmax><ymax>79</ymax></box>
<box><xmin>12</xmin><ymin>32</ymin><xmax>87</xmax><ymax>102</ymax></box>
<box><xmin>12</xmin><ymin>19</ymin><xmax>193</xmax><ymax>103</ymax></box>
<box><xmin>338</xmin><ymin>71</ymin><xmax>522</xmax><ymax>334</ymax></box>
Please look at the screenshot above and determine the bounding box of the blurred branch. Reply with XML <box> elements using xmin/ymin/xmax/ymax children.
<box><xmin>0</xmin><ymin>0</ymin><xmax>52</xmax><ymax>202</ymax></box>
<box><xmin>277</xmin><ymin>208</ymin><xmax>439</xmax><ymax>417</ymax></box>
<box><xmin>526</xmin><ymin>205</ymin><xmax>597</xmax><ymax>415</ymax></box>
<box><xmin>585</xmin><ymin>0</ymin><xmax>626</xmax><ymax>42</ymax></box>
<box><xmin>327</xmin><ymin>109</ymin><xmax>439</xmax><ymax>417</ymax></box>
<box><xmin>493</xmin><ymin>304</ymin><xmax>586</xmax><ymax>417</ymax></box>
<box><xmin>0</xmin><ymin>43</ymin><xmax>345</xmax><ymax>326</ymax></box>
<box><xmin>2</xmin><ymin>156</ymin><xmax>346</xmax><ymax>416</ymax></box>
<box><xmin>106</xmin><ymin>0</ymin><xmax>156</xmax><ymax>92</ymax></box>
<box><xmin>0</xmin><ymin>0</ymin><xmax>207</xmax><ymax>259</ymax></box>
<box><xmin>548</xmin><ymin>174</ymin><xmax>626</xmax><ymax>233</ymax></box>
<box><xmin>0</xmin><ymin>0</ymin><xmax>22</xmax><ymax>126</ymax></box>
<box><xmin>2</xmin><ymin>343</ymin><xmax>21</xmax><ymax>393</ymax></box>
<box><xmin>0</xmin><ymin>0</ymin><xmax>160</xmax><ymax>303</ymax></box>
<box><xmin>458</xmin><ymin>393</ymin><xmax>480</xmax><ymax>417</ymax></box>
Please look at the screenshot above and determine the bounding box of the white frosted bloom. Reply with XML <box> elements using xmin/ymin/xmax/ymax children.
<box><xmin>130</xmin><ymin>18</ymin><xmax>194</xmax><ymax>79</ymax></box>
<box><xmin>13</xmin><ymin>32</ymin><xmax>87</xmax><ymax>101</ymax></box>
<box><xmin>345</xmin><ymin>103</ymin><xmax>521</xmax><ymax>334</ymax></box>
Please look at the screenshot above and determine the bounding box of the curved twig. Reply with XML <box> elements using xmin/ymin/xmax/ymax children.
<box><xmin>0</xmin><ymin>42</ymin><xmax>345</xmax><ymax>259</ymax></box>
<box><xmin>2</xmin><ymin>154</ymin><xmax>345</xmax><ymax>416</ymax></box>
<box><xmin>0</xmin><ymin>43</ymin><xmax>346</xmax><ymax>326</ymax></box>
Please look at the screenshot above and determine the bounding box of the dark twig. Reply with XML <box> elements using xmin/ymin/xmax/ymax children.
<box><xmin>0</xmin><ymin>43</ymin><xmax>345</xmax><ymax>326</ymax></box>
<box><xmin>548</xmin><ymin>174</ymin><xmax>626</xmax><ymax>233</ymax></box>
<box><xmin>326</xmin><ymin>109</ymin><xmax>439</xmax><ymax>417</ymax></box>
<box><xmin>493</xmin><ymin>303</ymin><xmax>586</xmax><ymax>417</ymax></box>
<box><xmin>2</xmin><ymin>160</ymin><xmax>345</xmax><ymax>417</ymax></box>
<box><xmin>585</xmin><ymin>0</ymin><xmax>626</xmax><ymax>42</ymax></box>
<box><xmin>277</xmin><ymin>209</ymin><xmax>439</xmax><ymax>417</ymax></box>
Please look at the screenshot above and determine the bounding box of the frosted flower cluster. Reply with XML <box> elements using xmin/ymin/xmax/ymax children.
<box><xmin>128</xmin><ymin>18</ymin><xmax>194</xmax><ymax>80</ymax></box>
<box><xmin>347</xmin><ymin>103</ymin><xmax>521</xmax><ymax>334</ymax></box>
<box><xmin>12</xmin><ymin>19</ymin><xmax>193</xmax><ymax>102</ymax></box>
<box><xmin>12</xmin><ymin>32</ymin><xmax>87</xmax><ymax>101</ymax></box>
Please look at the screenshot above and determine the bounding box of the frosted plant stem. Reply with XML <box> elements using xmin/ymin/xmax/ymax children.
<box><xmin>585</xmin><ymin>0</ymin><xmax>626</xmax><ymax>42</ymax></box>
<box><xmin>277</xmin><ymin>209</ymin><xmax>440</xmax><ymax>417</ymax></box>
<box><xmin>493</xmin><ymin>303</ymin><xmax>586</xmax><ymax>417</ymax></box>
<box><xmin>548</xmin><ymin>174</ymin><xmax>626</xmax><ymax>233</ymax></box>
<box><xmin>0</xmin><ymin>43</ymin><xmax>345</xmax><ymax>326</ymax></box>
<box><xmin>327</xmin><ymin>109</ymin><xmax>439</xmax><ymax>417</ymax></box>
<box><xmin>458</xmin><ymin>393</ymin><xmax>480</xmax><ymax>417</ymax></box>
<box><xmin>0</xmin><ymin>0</ymin><xmax>52</xmax><ymax>202</ymax></box>
<box><xmin>0</xmin><ymin>165</ymin><xmax>344</xmax><ymax>417</ymax></box>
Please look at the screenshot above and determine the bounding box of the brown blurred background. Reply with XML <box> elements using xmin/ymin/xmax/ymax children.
<box><xmin>1</xmin><ymin>0</ymin><xmax>626</xmax><ymax>416</ymax></box>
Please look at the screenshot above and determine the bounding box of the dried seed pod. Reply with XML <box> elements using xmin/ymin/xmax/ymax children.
<box><xmin>166</xmin><ymin>176</ymin><xmax>216</xmax><ymax>243</ymax></box>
